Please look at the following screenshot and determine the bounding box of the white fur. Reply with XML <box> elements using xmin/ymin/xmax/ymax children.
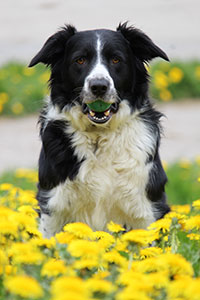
<box><xmin>40</xmin><ymin>100</ymin><xmax>157</xmax><ymax>238</ymax></box>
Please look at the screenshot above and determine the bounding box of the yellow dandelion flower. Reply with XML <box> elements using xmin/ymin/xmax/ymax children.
<box><xmin>158</xmin><ymin>253</ymin><xmax>194</xmax><ymax>278</ymax></box>
<box><xmin>132</xmin><ymin>257</ymin><xmax>161</xmax><ymax>274</ymax></box>
<box><xmin>133</xmin><ymin>253</ymin><xmax>193</xmax><ymax>278</ymax></box>
<box><xmin>11</xmin><ymin>102</ymin><xmax>24</xmax><ymax>114</ymax></box>
<box><xmin>186</xmin><ymin>277</ymin><xmax>200</xmax><ymax>299</ymax></box>
<box><xmin>85</xmin><ymin>278</ymin><xmax>115</xmax><ymax>294</ymax></box>
<box><xmin>16</xmin><ymin>213</ymin><xmax>37</xmax><ymax>230</ymax></box>
<box><xmin>0</xmin><ymin>207</ymin><xmax>18</xmax><ymax>236</ymax></box>
<box><xmin>73</xmin><ymin>257</ymin><xmax>100</xmax><ymax>270</ymax></box>
<box><xmin>0</xmin><ymin>92</ymin><xmax>9</xmax><ymax>104</ymax></box>
<box><xmin>114</xmin><ymin>237</ymin><xmax>127</xmax><ymax>252</ymax></box>
<box><xmin>159</xmin><ymin>89</ymin><xmax>172</xmax><ymax>102</ymax></box>
<box><xmin>92</xmin><ymin>231</ymin><xmax>115</xmax><ymax>249</ymax></box>
<box><xmin>5</xmin><ymin>275</ymin><xmax>43</xmax><ymax>299</ymax></box>
<box><xmin>198</xmin><ymin>177</ymin><xmax>200</xmax><ymax>183</ymax></box>
<box><xmin>195</xmin><ymin>66</ymin><xmax>200</xmax><ymax>80</ymax></box>
<box><xmin>51</xmin><ymin>276</ymin><xmax>89</xmax><ymax>300</ymax></box>
<box><xmin>118</xmin><ymin>270</ymin><xmax>151</xmax><ymax>289</ymax></box>
<box><xmin>52</xmin><ymin>294</ymin><xmax>89</xmax><ymax>300</ymax></box>
<box><xmin>162</xmin><ymin>160</ymin><xmax>168</xmax><ymax>171</ymax></box>
<box><xmin>18</xmin><ymin>205</ymin><xmax>38</xmax><ymax>218</ymax></box>
<box><xmin>64</xmin><ymin>222</ymin><xmax>93</xmax><ymax>238</ymax></box>
<box><xmin>39</xmin><ymin>71</ymin><xmax>50</xmax><ymax>83</ymax></box>
<box><xmin>122</xmin><ymin>229</ymin><xmax>158</xmax><ymax>246</ymax></box>
<box><xmin>184</xmin><ymin>215</ymin><xmax>200</xmax><ymax>230</ymax></box>
<box><xmin>0</xmin><ymin>103</ymin><xmax>3</xmax><ymax>113</ymax></box>
<box><xmin>23</xmin><ymin>67</ymin><xmax>35</xmax><ymax>76</ymax></box>
<box><xmin>0</xmin><ymin>183</ymin><xmax>13</xmax><ymax>191</ymax></box>
<box><xmin>147</xmin><ymin>271</ymin><xmax>169</xmax><ymax>289</ymax></box>
<box><xmin>107</xmin><ymin>221</ymin><xmax>125</xmax><ymax>233</ymax></box>
<box><xmin>103</xmin><ymin>249</ymin><xmax>128</xmax><ymax>268</ymax></box>
<box><xmin>167</xmin><ymin>276</ymin><xmax>189</xmax><ymax>299</ymax></box>
<box><xmin>164</xmin><ymin>211</ymin><xmax>187</xmax><ymax>225</ymax></box>
<box><xmin>117</xmin><ymin>271</ymin><xmax>154</xmax><ymax>299</ymax></box>
<box><xmin>140</xmin><ymin>247</ymin><xmax>163</xmax><ymax>259</ymax></box>
<box><xmin>92</xmin><ymin>270</ymin><xmax>110</xmax><ymax>280</ymax></box>
<box><xmin>55</xmin><ymin>231</ymin><xmax>76</xmax><ymax>244</ymax></box>
<box><xmin>26</xmin><ymin>227</ymin><xmax>42</xmax><ymax>238</ymax></box>
<box><xmin>167</xmin><ymin>276</ymin><xmax>200</xmax><ymax>300</ymax></box>
<box><xmin>67</xmin><ymin>240</ymin><xmax>102</xmax><ymax>258</ymax></box>
<box><xmin>41</xmin><ymin>259</ymin><xmax>67</xmax><ymax>277</ymax></box>
<box><xmin>31</xmin><ymin>236</ymin><xmax>56</xmax><ymax>248</ymax></box>
<box><xmin>154</xmin><ymin>71</ymin><xmax>168</xmax><ymax>89</ymax></box>
<box><xmin>148</xmin><ymin>218</ymin><xmax>171</xmax><ymax>234</ymax></box>
<box><xmin>192</xmin><ymin>199</ymin><xmax>200</xmax><ymax>210</ymax></box>
<box><xmin>171</xmin><ymin>204</ymin><xmax>191</xmax><ymax>214</ymax></box>
<box><xmin>15</xmin><ymin>168</ymin><xmax>38</xmax><ymax>182</ymax></box>
<box><xmin>179</xmin><ymin>158</ymin><xmax>191</xmax><ymax>169</ymax></box>
<box><xmin>4</xmin><ymin>265</ymin><xmax>17</xmax><ymax>276</ymax></box>
<box><xmin>169</xmin><ymin>67</ymin><xmax>184</xmax><ymax>83</ymax></box>
<box><xmin>116</xmin><ymin>287</ymin><xmax>151</xmax><ymax>300</ymax></box>
<box><xmin>187</xmin><ymin>233</ymin><xmax>200</xmax><ymax>241</ymax></box>
<box><xmin>0</xmin><ymin>220</ymin><xmax>18</xmax><ymax>236</ymax></box>
<box><xmin>9</xmin><ymin>242</ymin><xmax>45</xmax><ymax>265</ymax></box>
<box><xmin>0</xmin><ymin>206</ymin><xmax>15</xmax><ymax>218</ymax></box>
<box><xmin>16</xmin><ymin>189</ymin><xmax>37</xmax><ymax>206</ymax></box>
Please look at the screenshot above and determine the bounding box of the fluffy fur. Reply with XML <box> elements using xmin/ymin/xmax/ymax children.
<box><xmin>29</xmin><ymin>22</ymin><xmax>170</xmax><ymax>238</ymax></box>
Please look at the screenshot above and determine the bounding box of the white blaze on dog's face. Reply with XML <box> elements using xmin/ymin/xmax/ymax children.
<box><xmin>82</xmin><ymin>37</ymin><xmax>116</xmax><ymax>101</ymax></box>
<box><xmin>81</xmin><ymin>36</ymin><xmax>119</xmax><ymax>124</ymax></box>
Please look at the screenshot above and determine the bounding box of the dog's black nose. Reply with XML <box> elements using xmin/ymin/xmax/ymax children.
<box><xmin>89</xmin><ymin>79</ymin><xmax>109</xmax><ymax>97</ymax></box>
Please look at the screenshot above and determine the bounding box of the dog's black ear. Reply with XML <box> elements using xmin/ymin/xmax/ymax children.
<box><xmin>117</xmin><ymin>22</ymin><xmax>169</xmax><ymax>62</ymax></box>
<box><xmin>29</xmin><ymin>25</ymin><xmax>77</xmax><ymax>67</ymax></box>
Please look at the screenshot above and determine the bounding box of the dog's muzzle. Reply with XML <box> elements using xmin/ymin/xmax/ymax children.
<box><xmin>82</xmin><ymin>78</ymin><xmax>119</xmax><ymax>124</ymax></box>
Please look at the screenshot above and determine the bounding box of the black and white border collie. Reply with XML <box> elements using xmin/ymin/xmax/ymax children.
<box><xmin>29</xmin><ymin>22</ymin><xmax>170</xmax><ymax>238</ymax></box>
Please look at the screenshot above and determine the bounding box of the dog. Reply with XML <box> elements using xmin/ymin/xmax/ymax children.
<box><xmin>29</xmin><ymin>22</ymin><xmax>170</xmax><ymax>238</ymax></box>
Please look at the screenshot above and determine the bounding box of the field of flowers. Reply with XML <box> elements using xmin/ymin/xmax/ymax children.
<box><xmin>150</xmin><ymin>60</ymin><xmax>200</xmax><ymax>102</ymax></box>
<box><xmin>1</xmin><ymin>169</ymin><xmax>200</xmax><ymax>300</ymax></box>
<box><xmin>0</xmin><ymin>60</ymin><xmax>200</xmax><ymax>116</ymax></box>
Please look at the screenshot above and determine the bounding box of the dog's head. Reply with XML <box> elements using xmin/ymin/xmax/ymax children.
<box><xmin>29</xmin><ymin>23</ymin><xmax>169</xmax><ymax>125</ymax></box>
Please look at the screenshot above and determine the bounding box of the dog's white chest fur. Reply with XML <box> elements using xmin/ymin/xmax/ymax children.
<box><xmin>43</xmin><ymin>103</ymin><xmax>156</xmax><ymax>236</ymax></box>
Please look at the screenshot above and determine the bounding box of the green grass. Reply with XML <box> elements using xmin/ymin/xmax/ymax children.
<box><xmin>1</xmin><ymin>160</ymin><xmax>200</xmax><ymax>205</ymax></box>
<box><xmin>166</xmin><ymin>160</ymin><xmax>200</xmax><ymax>205</ymax></box>
<box><xmin>0</xmin><ymin>62</ymin><xmax>49</xmax><ymax>116</ymax></box>
<box><xmin>0</xmin><ymin>60</ymin><xmax>200</xmax><ymax>117</ymax></box>
<box><xmin>0</xmin><ymin>170</ymin><xmax>37</xmax><ymax>191</ymax></box>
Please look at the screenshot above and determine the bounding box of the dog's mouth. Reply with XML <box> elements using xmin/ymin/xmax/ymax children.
<box><xmin>82</xmin><ymin>101</ymin><xmax>119</xmax><ymax>124</ymax></box>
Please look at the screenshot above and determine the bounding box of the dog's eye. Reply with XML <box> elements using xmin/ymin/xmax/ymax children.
<box><xmin>112</xmin><ymin>57</ymin><xmax>120</xmax><ymax>64</ymax></box>
<box><xmin>76</xmin><ymin>57</ymin><xmax>86</xmax><ymax>65</ymax></box>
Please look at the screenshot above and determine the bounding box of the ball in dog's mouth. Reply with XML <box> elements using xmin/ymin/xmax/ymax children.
<box><xmin>82</xmin><ymin>100</ymin><xmax>119</xmax><ymax>124</ymax></box>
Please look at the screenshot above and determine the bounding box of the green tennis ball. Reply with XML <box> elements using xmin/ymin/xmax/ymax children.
<box><xmin>87</xmin><ymin>100</ymin><xmax>111</xmax><ymax>112</ymax></box>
